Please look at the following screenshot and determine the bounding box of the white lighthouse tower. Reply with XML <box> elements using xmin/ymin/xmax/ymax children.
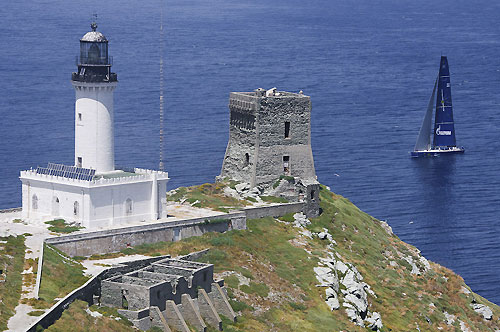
<box><xmin>72</xmin><ymin>22</ymin><xmax>117</xmax><ymax>173</ymax></box>
<box><xmin>20</xmin><ymin>23</ymin><xmax>169</xmax><ymax>228</ymax></box>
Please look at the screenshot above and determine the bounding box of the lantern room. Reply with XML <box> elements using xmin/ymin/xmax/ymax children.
<box><xmin>72</xmin><ymin>22</ymin><xmax>117</xmax><ymax>83</ymax></box>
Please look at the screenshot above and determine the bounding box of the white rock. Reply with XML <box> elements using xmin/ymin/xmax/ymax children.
<box><xmin>235</xmin><ymin>183</ymin><xmax>250</xmax><ymax>193</ymax></box>
<box><xmin>325</xmin><ymin>288</ymin><xmax>340</xmax><ymax>310</ymax></box>
<box><xmin>404</xmin><ymin>256</ymin><xmax>420</xmax><ymax>275</ymax></box>
<box><xmin>223</xmin><ymin>186</ymin><xmax>240</xmax><ymax>199</ymax></box>
<box><xmin>459</xmin><ymin>320</ymin><xmax>472</xmax><ymax>332</ymax></box>
<box><xmin>419</xmin><ymin>255</ymin><xmax>431</xmax><ymax>271</ymax></box>
<box><xmin>335</xmin><ymin>261</ymin><xmax>349</xmax><ymax>274</ymax></box>
<box><xmin>314</xmin><ymin>267</ymin><xmax>338</xmax><ymax>290</ymax></box>
<box><xmin>443</xmin><ymin>311</ymin><xmax>455</xmax><ymax>325</ymax></box>
<box><xmin>326</xmin><ymin>296</ymin><xmax>340</xmax><ymax>311</ymax></box>
<box><xmin>470</xmin><ymin>303</ymin><xmax>493</xmax><ymax>320</ymax></box>
<box><xmin>344</xmin><ymin>290</ymin><xmax>368</xmax><ymax>315</ymax></box>
<box><xmin>343</xmin><ymin>303</ymin><xmax>364</xmax><ymax>327</ymax></box>
<box><xmin>85</xmin><ymin>308</ymin><xmax>103</xmax><ymax>318</ymax></box>
<box><xmin>461</xmin><ymin>286</ymin><xmax>471</xmax><ymax>294</ymax></box>
<box><xmin>365</xmin><ymin>312</ymin><xmax>383</xmax><ymax>331</ymax></box>
<box><xmin>379</xmin><ymin>221</ymin><xmax>393</xmax><ymax>235</ymax></box>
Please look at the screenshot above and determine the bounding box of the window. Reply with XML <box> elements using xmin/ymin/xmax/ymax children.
<box><xmin>73</xmin><ymin>201</ymin><xmax>79</xmax><ymax>217</ymax></box>
<box><xmin>245</xmin><ymin>153</ymin><xmax>250</xmax><ymax>166</ymax></box>
<box><xmin>283</xmin><ymin>156</ymin><xmax>290</xmax><ymax>175</ymax></box>
<box><xmin>310</xmin><ymin>190</ymin><xmax>316</xmax><ymax>201</ymax></box>
<box><xmin>78</xmin><ymin>113</ymin><xmax>82</xmax><ymax>121</ymax></box>
<box><xmin>284</xmin><ymin>121</ymin><xmax>290</xmax><ymax>138</ymax></box>
<box><xmin>125</xmin><ymin>198</ymin><xmax>133</xmax><ymax>215</ymax></box>
<box><xmin>32</xmin><ymin>195</ymin><xmax>38</xmax><ymax>210</ymax></box>
<box><xmin>77</xmin><ymin>157</ymin><xmax>82</xmax><ymax>167</ymax></box>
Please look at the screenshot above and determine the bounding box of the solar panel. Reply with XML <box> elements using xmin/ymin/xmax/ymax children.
<box><xmin>36</xmin><ymin>163</ymin><xmax>95</xmax><ymax>181</ymax></box>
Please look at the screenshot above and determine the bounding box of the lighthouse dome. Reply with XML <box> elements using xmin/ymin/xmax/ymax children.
<box><xmin>80</xmin><ymin>22</ymin><xmax>108</xmax><ymax>42</ymax></box>
<box><xmin>81</xmin><ymin>31</ymin><xmax>107</xmax><ymax>42</ymax></box>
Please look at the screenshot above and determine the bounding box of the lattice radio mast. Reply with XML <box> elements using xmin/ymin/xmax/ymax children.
<box><xmin>159</xmin><ymin>3</ymin><xmax>165</xmax><ymax>171</ymax></box>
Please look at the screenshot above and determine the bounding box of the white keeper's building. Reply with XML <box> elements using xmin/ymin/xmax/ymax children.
<box><xmin>19</xmin><ymin>23</ymin><xmax>169</xmax><ymax>229</ymax></box>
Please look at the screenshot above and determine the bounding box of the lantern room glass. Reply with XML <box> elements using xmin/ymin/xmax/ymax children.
<box><xmin>79</xmin><ymin>41</ymin><xmax>109</xmax><ymax>65</ymax></box>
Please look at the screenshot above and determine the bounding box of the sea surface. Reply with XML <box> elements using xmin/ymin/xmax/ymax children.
<box><xmin>1</xmin><ymin>0</ymin><xmax>500</xmax><ymax>304</ymax></box>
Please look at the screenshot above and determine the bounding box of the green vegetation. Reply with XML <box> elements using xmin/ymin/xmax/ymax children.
<box><xmin>38</xmin><ymin>244</ymin><xmax>89</xmax><ymax>306</ymax></box>
<box><xmin>273</xmin><ymin>175</ymin><xmax>295</xmax><ymax>188</ymax></box>
<box><xmin>240</xmin><ymin>281</ymin><xmax>269</xmax><ymax>297</ymax></box>
<box><xmin>44</xmin><ymin>300</ymin><xmax>136</xmax><ymax>332</ymax></box>
<box><xmin>0</xmin><ymin>235</ymin><xmax>26</xmax><ymax>331</ymax></box>
<box><xmin>40</xmin><ymin>183</ymin><xmax>500</xmax><ymax>331</ymax></box>
<box><xmin>166</xmin><ymin>182</ymin><xmax>249</xmax><ymax>212</ymax></box>
<box><xmin>27</xmin><ymin>310</ymin><xmax>45</xmax><ymax>316</ymax></box>
<box><xmin>45</xmin><ymin>219</ymin><xmax>83</xmax><ymax>234</ymax></box>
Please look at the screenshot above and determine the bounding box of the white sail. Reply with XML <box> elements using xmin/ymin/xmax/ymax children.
<box><xmin>414</xmin><ymin>77</ymin><xmax>438</xmax><ymax>151</ymax></box>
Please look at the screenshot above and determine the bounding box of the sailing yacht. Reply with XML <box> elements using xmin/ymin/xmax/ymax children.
<box><xmin>411</xmin><ymin>56</ymin><xmax>465</xmax><ymax>157</ymax></box>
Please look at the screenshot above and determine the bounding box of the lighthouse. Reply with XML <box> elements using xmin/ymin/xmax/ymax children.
<box><xmin>20</xmin><ymin>23</ymin><xmax>169</xmax><ymax>228</ymax></box>
<box><xmin>72</xmin><ymin>22</ymin><xmax>117</xmax><ymax>173</ymax></box>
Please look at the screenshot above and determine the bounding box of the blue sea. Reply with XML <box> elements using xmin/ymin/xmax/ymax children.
<box><xmin>1</xmin><ymin>0</ymin><xmax>500</xmax><ymax>304</ymax></box>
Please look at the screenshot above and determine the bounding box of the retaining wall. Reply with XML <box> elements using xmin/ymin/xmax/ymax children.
<box><xmin>46</xmin><ymin>212</ymin><xmax>246</xmax><ymax>257</ymax></box>
<box><xmin>243</xmin><ymin>202</ymin><xmax>304</xmax><ymax>219</ymax></box>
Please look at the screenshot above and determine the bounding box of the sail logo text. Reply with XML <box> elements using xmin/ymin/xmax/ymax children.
<box><xmin>436</xmin><ymin>125</ymin><xmax>452</xmax><ymax>136</ymax></box>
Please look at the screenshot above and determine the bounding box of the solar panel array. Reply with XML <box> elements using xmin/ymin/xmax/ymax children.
<box><xmin>36</xmin><ymin>163</ymin><xmax>95</xmax><ymax>181</ymax></box>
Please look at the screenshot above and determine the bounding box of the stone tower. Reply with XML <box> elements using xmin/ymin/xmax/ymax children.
<box><xmin>71</xmin><ymin>22</ymin><xmax>117</xmax><ymax>173</ymax></box>
<box><xmin>219</xmin><ymin>88</ymin><xmax>317</xmax><ymax>187</ymax></box>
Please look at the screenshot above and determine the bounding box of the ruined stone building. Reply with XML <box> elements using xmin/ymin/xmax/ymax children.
<box><xmin>219</xmin><ymin>88</ymin><xmax>320</xmax><ymax>217</ymax></box>
<box><xmin>100</xmin><ymin>257</ymin><xmax>235</xmax><ymax>331</ymax></box>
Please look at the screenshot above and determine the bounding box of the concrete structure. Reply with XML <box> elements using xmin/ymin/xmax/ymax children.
<box><xmin>220</xmin><ymin>88</ymin><xmax>317</xmax><ymax>187</ymax></box>
<box><xmin>19</xmin><ymin>22</ymin><xmax>169</xmax><ymax>228</ymax></box>
<box><xmin>100</xmin><ymin>256</ymin><xmax>235</xmax><ymax>331</ymax></box>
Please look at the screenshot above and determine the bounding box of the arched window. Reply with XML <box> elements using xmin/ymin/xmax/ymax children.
<box><xmin>125</xmin><ymin>198</ymin><xmax>133</xmax><ymax>215</ymax></box>
<box><xmin>73</xmin><ymin>201</ymin><xmax>79</xmax><ymax>217</ymax></box>
<box><xmin>32</xmin><ymin>195</ymin><xmax>38</xmax><ymax>210</ymax></box>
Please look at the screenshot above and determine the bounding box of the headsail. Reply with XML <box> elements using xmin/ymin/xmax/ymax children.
<box><xmin>433</xmin><ymin>56</ymin><xmax>457</xmax><ymax>147</ymax></box>
<box><xmin>414</xmin><ymin>77</ymin><xmax>438</xmax><ymax>151</ymax></box>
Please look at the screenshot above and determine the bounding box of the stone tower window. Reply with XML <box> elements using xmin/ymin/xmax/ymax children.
<box><xmin>245</xmin><ymin>153</ymin><xmax>250</xmax><ymax>166</ymax></box>
<box><xmin>78</xmin><ymin>113</ymin><xmax>82</xmax><ymax>121</ymax></box>
<box><xmin>283</xmin><ymin>156</ymin><xmax>290</xmax><ymax>175</ymax></box>
<box><xmin>310</xmin><ymin>189</ymin><xmax>316</xmax><ymax>201</ymax></box>
<box><xmin>77</xmin><ymin>157</ymin><xmax>82</xmax><ymax>167</ymax></box>
<box><xmin>284</xmin><ymin>121</ymin><xmax>290</xmax><ymax>138</ymax></box>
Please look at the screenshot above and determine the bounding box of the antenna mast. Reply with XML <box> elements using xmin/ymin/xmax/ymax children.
<box><xmin>159</xmin><ymin>3</ymin><xmax>165</xmax><ymax>171</ymax></box>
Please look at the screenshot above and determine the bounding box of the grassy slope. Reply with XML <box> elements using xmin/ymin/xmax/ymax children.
<box><xmin>0</xmin><ymin>235</ymin><xmax>26</xmax><ymax>331</ymax></box>
<box><xmin>44</xmin><ymin>300</ymin><xmax>136</xmax><ymax>332</ymax></box>
<box><xmin>40</xmin><ymin>184</ymin><xmax>500</xmax><ymax>331</ymax></box>
<box><xmin>34</xmin><ymin>244</ymin><xmax>89</xmax><ymax>308</ymax></box>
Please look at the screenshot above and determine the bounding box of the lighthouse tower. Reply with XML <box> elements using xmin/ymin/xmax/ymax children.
<box><xmin>20</xmin><ymin>23</ymin><xmax>169</xmax><ymax>228</ymax></box>
<box><xmin>71</xmin><ymin>22</ymin><xmax>117</xmax><ymax>173</ymax></box>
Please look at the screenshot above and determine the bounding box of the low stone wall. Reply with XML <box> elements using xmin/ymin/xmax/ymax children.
<box><xmin>243</xmin><ymin>202</ymin><xmax>304</xmax><ymax>219</ymax></box>
<box><xmin>0</xmin><ymin>207</ymin><xmax>21</xmax><ymax>214</ymax></box>
<box><xmin>26</xmin><ymin>255</ymin><xmax>172</xmax><ymax>332</ymax></box>
<box><xmin>46</xmin><ymin>213</ymin><xmax>246</xmax><ymax>257</ymax></box>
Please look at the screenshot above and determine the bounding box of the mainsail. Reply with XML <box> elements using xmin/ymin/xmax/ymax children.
<box><xmin>414</xmin><ymin>77</ymin><xmax>438</xmax><ymax>151</ymax></box>
<box><xmin>433</xmin><ymin>56</ymin><xmax>457</xmax><ymax>147</ymax></box>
